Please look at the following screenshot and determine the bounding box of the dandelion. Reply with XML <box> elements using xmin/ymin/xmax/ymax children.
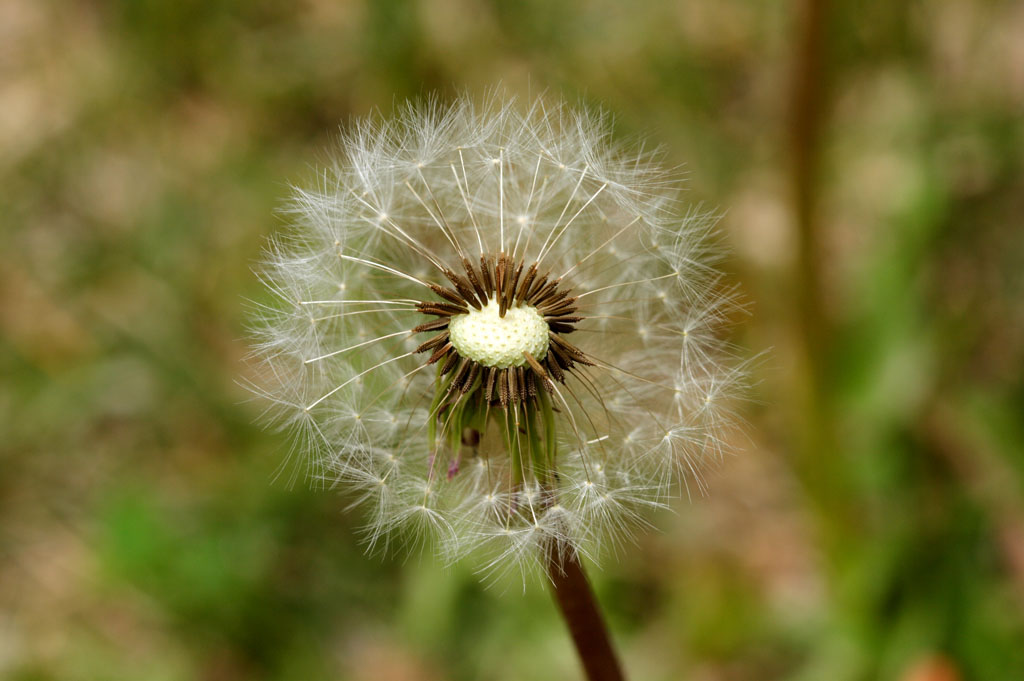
<box><xmin>249</xmin><ymin>93</ymin><xmax>744</xmax><ymax>681</ymax></box>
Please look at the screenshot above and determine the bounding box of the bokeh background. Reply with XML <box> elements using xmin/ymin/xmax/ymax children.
<box><xmin>3</xmin><ymin>1</ymin><xmax>1023</xmax><ymax>679</ymax></box>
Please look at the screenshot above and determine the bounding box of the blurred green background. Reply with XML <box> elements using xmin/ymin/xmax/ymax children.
<box><xmin>3</xmin><ymin>1</ymin><xmax>1023</xmax><ymax>679</ymax></box>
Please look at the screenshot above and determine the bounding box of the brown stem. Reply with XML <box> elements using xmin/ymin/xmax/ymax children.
<box><xmin>545</xmin><ymin>542</ymin><xmax>626</xmax><ymax>681</ymax></box>
<box><xmin>790</xmin><ymin>0</ymin><xmax>830</xmax><ymax>429</ymax></box>
<box><xmin>787</xmin><ymin>0</ymin><xmax>852</xmax><ymax>539</ymax></box>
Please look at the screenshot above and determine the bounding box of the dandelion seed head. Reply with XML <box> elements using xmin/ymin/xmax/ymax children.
<box><xmin>249</xmin><ymin>92</ymin><xmax>746</xmax><ymax>579</ymax></box>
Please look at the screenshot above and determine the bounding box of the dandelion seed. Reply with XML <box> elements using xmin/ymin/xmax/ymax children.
<box><xmin>249</xmin><ymin>92</ymin><xmax>745</xmax><ymax>576</ymax></box>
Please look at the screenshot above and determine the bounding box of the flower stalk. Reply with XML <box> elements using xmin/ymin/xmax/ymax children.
<box><xmin>546</xmin><ymin>542</ymin><xmax>626</xmax><ymax>681</ymax></box>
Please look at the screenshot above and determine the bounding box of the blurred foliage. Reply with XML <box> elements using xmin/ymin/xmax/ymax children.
<box><xmin>2</xmin><ymin>0</ymin><xmax>1022</xmax><ymax>680</ymax></box>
